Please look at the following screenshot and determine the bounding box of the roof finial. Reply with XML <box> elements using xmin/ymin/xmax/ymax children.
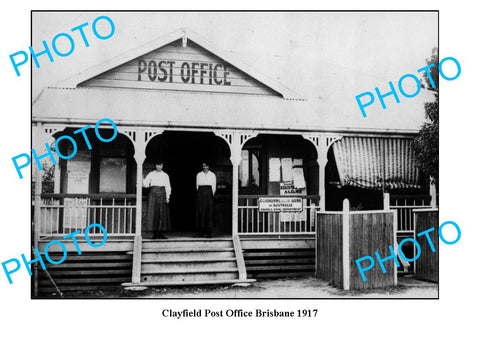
<box><xmin>181</xmin><ymin>27</ymin><xmax>187</xmax><ymax>48</ymax></box>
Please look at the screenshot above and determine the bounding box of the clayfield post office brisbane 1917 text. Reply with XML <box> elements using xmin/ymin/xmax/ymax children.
<box><xmin>31</xmin><ymin>12</ymin><xmax>439</xmax><ymax>297</ymax></box>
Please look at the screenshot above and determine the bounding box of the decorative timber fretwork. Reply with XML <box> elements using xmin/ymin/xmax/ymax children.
<box><xmin>304</xmin><ymin>135</ymin><xmax>321</xmax><ymax>149</ymax></box>
<box><xmin>144</xmin><ymin>130</ymin><xmax>162</xmax><ymax>144</ymax></box>
<box><xmin>303</xmin><ymin>134</ymin><xmax>343</xmax><ymax>161</ymax></box>
<box><xmin>43</xmin><ymin>127</ymin><xmax>61</xmax><ymax>136</ymax></box>
<box><xmin>119</xmin><ymin>127</ymin><xmax>163</xmax><ymax>146</ymax></box>
<box><xmin>240</xmin><ymin>133</ymin><xmax>257</xmax><ymax>146</ymax></box>
<box><xmin>33</xmin><ymin>125</ymin><xmax>62</xmax><ymax>150</ymax></box>
<box><xmin>326</xmin><ymin>135</ymin><xmax>342</xmax><ymax>149</ymax></box>
<box><xmin>216</xmin><ymin>131</ymin><xmax>233</xmax><ymax>146</ymax></box>
<box><xmin>120</xmin><ymin>128</ymin><xmax>137</xmax><ymax>144</ymax></box>
<box><xmin>214</xmin><ymin>130</ymin><xmax>258</xmax><ymax>166</ymax></box>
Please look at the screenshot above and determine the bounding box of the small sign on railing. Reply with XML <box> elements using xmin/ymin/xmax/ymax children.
<box><xmin>258</xmin><ymin>197</ymin><xmax>303</xmax><ymax>213</ymax></box>
<box><xmin>63</xmin><ymin>198</ymin><xmax>88</xmax><ymax>230</ymax></box>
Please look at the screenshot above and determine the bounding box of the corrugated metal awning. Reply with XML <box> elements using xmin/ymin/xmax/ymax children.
<box><xmin>332</xmin><ymin>137</ymin><xmax>420</xmax><ymax>189</ymax></box>
<box><xmin>33</xmin><ymin>86</ymin><xmax>431</xmax><ymax>134</ymax></box>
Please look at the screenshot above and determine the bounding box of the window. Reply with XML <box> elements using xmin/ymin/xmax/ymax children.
<box><xmin>240</xmin><ymin>148</ymin><xmax>261</xmax><ymax>187</ymax></box>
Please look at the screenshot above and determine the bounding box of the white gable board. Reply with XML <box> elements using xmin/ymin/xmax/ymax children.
<box><xmin>80</xmin><ymin>39</ymin><xmax>280</xmax><ymax>96</ymax></box>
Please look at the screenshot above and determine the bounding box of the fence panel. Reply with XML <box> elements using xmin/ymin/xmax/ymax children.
<box><xmin>316</xmin><ymin>202</ymin><xmax>396</xmax><ymax>290</ymax></box>
<box><xmin>316</xmin><ymin>213</ymin><xmax>343</xmax><ymax>287</ymax></box>
<box><xmin>349</xmin><ymin>211</ymin><xmax>395</xmax><ymax>290</ymax></box>
<box><xmin>414</xmin><ymin>209</ymin><xmax>439</xmax><ymax>282</ymax></box>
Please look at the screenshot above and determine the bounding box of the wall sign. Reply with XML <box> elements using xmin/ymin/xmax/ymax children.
<box><xmin>259</xmin><ymin>197</ymin><xmax>303</xmax><ymax>212</ymax></box>
<box><xmin>280</xmin><ymin>181</ymin><xmax>304</xmax><ymax>195</ymax></box>
<box><xmin>137</xmin><ymin>59</ymin><xmax>231</xmax><ymax>85</ymax></box>
<box><xmin>81</xmin><ymin>40</ymin><xmax>276</xmax><ymax>96</ymax></box>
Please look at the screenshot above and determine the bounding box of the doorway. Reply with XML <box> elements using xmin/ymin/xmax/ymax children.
<box><xmin>145</xmin><ymin>131</ymin><xmax>232</xmax><ymax>235</ymax></box>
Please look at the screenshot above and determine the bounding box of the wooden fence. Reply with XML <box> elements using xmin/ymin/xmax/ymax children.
<box><xmin>316</xmin><ymin>199</ymin><xmax>397</xmax><ymax>290</ymax></box>
<box><xmin>316</xmin><ymin>213</ymin><xmax>344</xmax><ymax>287</ymax></box>
<box><xmin>414</xmin><ymin>208</ymin><xmax>439</xmax><ymax>282</ymax></box>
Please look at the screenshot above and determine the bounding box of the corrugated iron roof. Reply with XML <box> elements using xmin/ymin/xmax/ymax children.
<box><xmin>33</xmin><ymin>86</ymin><xmax>432</xmax><ymax>134</ymax></box>
<box><xmin>33</xmin><ymin>26</ymin><xmax>435</xmax><ymax>135</ymax></box>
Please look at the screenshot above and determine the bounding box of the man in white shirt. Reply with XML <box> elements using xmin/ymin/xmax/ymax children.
<box><xmin>194</xmin><ymin>162</ymin><xmax>216</xmax><ymax>238</ymax></box>
<box><xmin>143</xmin><ymin>160</ymin><xmax>171</xmax><ymax>239</ymax></box>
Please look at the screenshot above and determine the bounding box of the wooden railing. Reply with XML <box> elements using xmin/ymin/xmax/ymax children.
<box><xmin>238</xmin><ymin>195</ymin><xmax>320</xmax><ymax>234</ymax></box>
<box><xmin>389</xmin><ymin>195</ymin><xmax>432</xmax><ymax>234</ymax></box>
<box><xmin>37</xmin><ymin>194</ymin><xmax>136</xmax><ymax>237</ymax></box>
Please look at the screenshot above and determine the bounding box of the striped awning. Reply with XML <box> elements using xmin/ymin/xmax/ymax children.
<box><xmin>332</xmin><ymin>137</ymin><xmax>420</xmax><ymax>190</ymax></box>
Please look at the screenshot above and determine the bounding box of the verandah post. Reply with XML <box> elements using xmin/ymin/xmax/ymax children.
<box><xmin>132</xmin><ymin>128</ymin><xmax>146</xmax><ymax>283</ymax></box>
<box><xmin>134</xmin><ymin>145</ymin><xmax>146</xmax><ymax>237</ymax></box>
<box><xmin>230</xmin><ymin>132</ymin><xmax>242</xmax><ymax>235</ymax></box>
<box><xmin>383</xmin><ymin>192</ymin><xmax>390</xmax><ymax>210</ymax></box>
<box><xmin>318</xmin><ymin>150</ymin><xmax>327</xmax><ymax>211</ymax></box>
<box><xmin>429</xmin><ymin>176</ymin><xmax>437</xmax><ymax>208</ymax></box>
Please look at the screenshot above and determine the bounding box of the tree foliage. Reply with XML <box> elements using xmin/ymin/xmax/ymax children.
<box><xmin>413</xmin><ymin>47</ymin><xmax>439</xmax><ymax>186</ymax></box>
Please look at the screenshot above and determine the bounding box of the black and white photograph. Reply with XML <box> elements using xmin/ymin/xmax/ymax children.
<box><xmin>3</xmin><ymin>2</ymin><xmax>480</xmax><ymax>339</ymax></box>
<box><xmin>29</xmin><ymin>11</ymin><xmax>440</xmax><ymax>299</ymax></box>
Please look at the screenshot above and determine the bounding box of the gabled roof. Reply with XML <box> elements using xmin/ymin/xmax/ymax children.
<box><xmin>34</xmin><ymin>26</ymin><xmax>434</xmax><ymax>135</ymax></box>
<box><xmin>54</xmin><ymin>28</ymin><xmax>304</xmax><ymax>100</ymax></box>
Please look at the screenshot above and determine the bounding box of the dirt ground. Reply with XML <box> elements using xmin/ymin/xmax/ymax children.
<box><xmin>45</xmin><ymin>275</ymin><xmax>438</xmax><ymax>299</ymax></box>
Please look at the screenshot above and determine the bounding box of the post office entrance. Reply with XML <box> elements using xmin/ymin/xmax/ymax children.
<box><xmin>144</xmin><ymin>131</ymin><xmax>232</xmax><ymax>235</ymax></box>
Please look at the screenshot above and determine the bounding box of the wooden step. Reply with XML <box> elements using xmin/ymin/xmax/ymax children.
<box><xmin>141</xmin><ymin>258</ymin><xmax>236</xmax><ymax>264</ymax></box>
<box><xmin>141</xmin><ymin>271</ymin><xmax>239</xmax><ymax>283</ymax></box>
<box><xmin>142</xmin><ymin>239</ymin><xmax>233</xmax><ymax>250</ymax></box>
<box><xmin>141</xmin><ymin>260</ymin><xmax>237</xmax><ymax>272</ymax></box>
<box><xmin>134</xmin><ymin>247</ymin><xmax>235</xmax><ymax>253</ymax></box>
<box><xmin>130</xmin><ymin>237</ymin><xmax>248</xmax><ymax>286</ymax></box>
<box><xmin>122</xmin><ymin>279</ymin><xmax>256</xmax><ymax>287</ymax></box>
<box><xmin>142</xmin><ymin>267</ymin><xmax>238</xmax><ymax>275</ymax></box>
<box><xmin>139</xmin><ymin>249</ymin><xmax>235</xmax><ymax>261</ymax></box>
